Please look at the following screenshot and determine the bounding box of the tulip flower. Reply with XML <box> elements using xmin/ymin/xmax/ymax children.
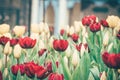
<box><xmin>2</xmin><ymin>33</ymin><xmax>12</xmax><ymax>39</ymax></box>
<box><xmin>106</xmin><ymin>15</ymin><xmax>120</xmax><ymax>28</ymax></box>
<box><xmin>69</xmin><ymin>26</ymin><xmax>75</xmax><ymax>36</ymax></box>
<box><xmin>31</xmin><ymin>24</ymin><xmax>40</xmax><ymax>34</ymax></box>
<box><xmin>10</xmin><ymin>38</ymin><xmax>19</xmax><ymax>47</ymax></box>
<box><xmin>11</xmin><ymin>64</ymin><xmax>25</xmax><ymax>75</ymax></box>
<box><xmin>24</xmin><ymin>61</ymin><xmax>49</xmax><ymax>79</ymax></box>
<box><xmin>74</xmin><ymin>21</ymin><xmax>81</xmax><ymax>33</ymax></box>
<box><xmin>75</xmin><ymin>43</ymin><xmax>88</xmax><ymax>52</ymax></box>
<box><xmin>103</xmin><ymin>31</ymin><xmax>109</xmax><ymax>47</ymax></box>
<box><xmin>102</xmin><ymin>51</ymin><xmax>120</xmax><ymax>69</ymax></box>
<box><xmin>38</xmin><ymin>49</ymin><xmax>47</xmax><ymax>56</ymax></box>
<box><xmin>82</xmin><ymin>15</ymin><xmax>96</xmax><ymax>26</ymax></box>
<box><xmin>19</xmin><ymin>37</ymin><xmax>36</xmax><ymax>49</ymax></box>
<box><xmin>48</xmin><ymin>73</ymin><xmax>64</xmax><ymax>80</ymax></box>
<box><xmin>65</xmin><ymin>46</ymin><xmax>72</xmax><ymax>57</ymax></box>
<box><xmin>13</xmin><ymin>44</ymin><xmax>22</xmax><ymax>59</ymax></box>
<box><xmin>100</xmin><ymin>19</ymin><xmax>109</xmax><ymax>27</ymax></box>
<box><xmin>60</xmin><ymin>29</ymin><xmax>65</xmax><ymax>36</ymax></box>
<box><xmin>71</xmin><ymin>33</ymin><xmax>79</xmax><ymax>42</ymax></box>
<box><xmin>13</xmin><ymin>26</ymin><xmax>26</xmax><ymax>37</ymax></box>
<box><xmin>0</xmin><ymin>36</ymin><xmax>10</xmax><ymax>46</ymax></box>
<box><xmin>71</xmin><ymin>50</ymin><xmax>80</xmax><ymax>67</ymax></box>
<box><xmin>53</xmin><ymin>39</ymin><xmax>68</xmax><ymax>52</ymax></box>
<box><xmin>0</xmin><ymin>24</ymin><xmax>10</xmax><ymax>34</ymax></box>
<box><xmin>3</xmin><ymin>68</ymin><xmax>8</xmax><ymax>78</ymax></box>
<box><xmin>90</xmin><ymin>22</ymin><xmax>101</xmax><ymax>32</ymax></box>
<box><xmin>4</xmin><ymin>41</ymin><xmax>11</xmax><ymax>55</ymax></box>
<box><xmin>100</xmin><ymin>71</ymin><xmax>107</xmax><ymax>80</ymax></box>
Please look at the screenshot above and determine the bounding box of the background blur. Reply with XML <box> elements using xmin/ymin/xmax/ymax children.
<box><xmin>0</xmin><ymin>0</ymin><xmax>120</xmax><ymax>34</ymax></box>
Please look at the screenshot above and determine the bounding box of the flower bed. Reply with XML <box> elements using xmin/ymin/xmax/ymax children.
<box><xmin>0</xmin><ymin>15</ymin><xmax>120</xmax><ymax>80</ymax></box>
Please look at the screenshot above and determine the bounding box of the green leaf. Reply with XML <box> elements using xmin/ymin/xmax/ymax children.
<box><xmin>71</xmin><ymin>65</ymin><xmax>80</xmax><ymax>80</ymax></box>
<box><xmin>79</xmin><ymin>52</ymin><xmax>91</xmax><ymax>80</ymax></box>
<box><xmin>39</xmin><ymin>52</ymin><xmax>47</xmax><ymax>65</ymax></box>
<box><xmin>61</xmin><ymin>57</ymin><xmax>71</xmax><ymax>80</ymax></box>
<box><xmin>90</xmin><ymin>66</ymin><xmax>100</xmax><ymax>80</ymax></box>
<box><xmin>16</xmin><ymin>70</ymin><xmax>21</xmax><ymax>80</ymax></box>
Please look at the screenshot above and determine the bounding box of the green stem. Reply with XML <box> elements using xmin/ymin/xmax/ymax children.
<box><xmin>5</xmin><ymin>54</ymin><xmax>7</xmax><ymax>68</ymax></box>
<box><xmin>115</xmin><ymin>69</ymin><xmax>119</xmax><ymax>80</ymax></box>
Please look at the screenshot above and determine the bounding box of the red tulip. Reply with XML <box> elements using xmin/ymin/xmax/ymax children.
<box><xmin>38</xmin><ymin>49</ymin><xmax>47</xmax><ymax>56</ymax></box>
<box><xmin>71</xmin><ymin>33</ymin><xmax>79</xmax><ymax>42</ymax></box>
<box><xmin>100</xmin><ymin>19</ymin><xmax>109</xmax><ymax>27</ymax></box>
<box><xmin>48</xmin><ymin>73</ymin><xmax>64</xmax><ymax>80</ymax></box>
<box><xmin>60</xmin><ymin>29</ymin><xmax>65</xmax><ymax>36</ymax></box>
<box><xmin>11</xmin><ymin>64</ymin><xmax>25</xmax><ymax>75</ymax></box>
<box><xmin>82</xmin><ymin>15</ymin><xmax>96</xmax><ymax>26</ymax></box>
<box><xmin>24</xmin><ymin>61</ymin><xmax>48</xmax><ymax>79</ymax></box>
<box><xmin>76</xmin><ymin>43</ymin><xmax>88</xmax><ymax>52</ymax></box>
<box><xmin>0</xmin><ymin>36</ymin><xmax>10</xmax><ymax>46</ymax></box>
<box><xmin>53</xmin><ymin>39</ymin><xmax>68</xmax><ymax>52</ymax></box>
<box><xmin>90</xmin><ymin>22</ymin><xmax>101</xmax><ymax>32</ymax></box>
<box><xmin>102</xmin><ymin>52</ymin><xmax>120</xmax><ymax>69</ymax></box>
<box><xmin>45</xmin><ymin>61</ymin><xmax>59</xmax><ymax>73</ymax></box>
<box><xmin>10</xmin><ymin>38</ymin><xmax>19</xmax><ymax>46</ymax></box>
<box><xmin>19</xmin><ymin>37</ymin><xmax>36</xmax><ymax>49</ymax></box>
<box><xmin>0</xmin><ymin>71</ymin><xmax>2</xmax><ymax>80</ymax></box>
<box><xmin>117</xmin><ymin>30</ymin><xmax>120</xmax><ymax>39</ymax></box>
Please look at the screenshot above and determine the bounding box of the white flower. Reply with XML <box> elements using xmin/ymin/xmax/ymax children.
<box><xmin>31</xmin><ymin>24</ymin><xmax>40</xmax><ymax>33</ymax></box>
<box><xmin>100</xmin><ymin>71</ymin><xmax>107</xmax><ymax>80</ymax></box>
<box><xmin>107</xmin><ymin>43</ymin><xmax>113</xmax><ymax>52</ymax></box>
<box><xmin>3</xmin><ymin>33</ymin><xmax>12</xmax><ymax>39</ymax></box>
<box><xmin>39</xmin><ymin>40</ymin><xmax>46</xmax><ymax>49</ymax></box>
<box><xmin>71</xmin><ymin>50</ymin><xmax>80</xmax><ymax>67</ymax></box>
<box><xmin>39</xmin><ymin>22</ymin><xmax>44</xmax><ymax>33</ymax></box>
<box><xmin>13</xmin><ymin>25</ymin><xmax>25</xmax><ymax>37</ymax></box>
<box><xmin>65</xmin><ymin>46</ymin><xmax>72</xmax><ymax>57</ymax></box>
<box><xmin>14</xmin><ymin>44</ymin><xmax>22</xmax><ymax>59</ymax></box>
<box><xmin>103</xmin><ymin>31</ymin><xmax>109</xmax><ymax>47</ymax></box>
<box><xmin>43</xmin><ymin>23</ymin><xmax>49</xmax><ymax>34</ymax></box>
<box><xmin>3</xmin><ymin>68</ymin><xmax>8</xmax><ymax>78</ymax></box>
<box><xmin>30</xmin><ymin>33</ymin><xmax>39</xmax><ymax>41</ymax></box>
<box><xmin>4</xmin><ymin>42</ymin><xmax>10</xmax><ymax>55</ymax></box>
<box><xmin>80</xmin><ymin>44</ymin><xmax>86</xmax><ymax>57</ymax></box>
<box><xmin>106</xmin><ymin>15</ymin><xmax>120</xmax><ymax>28</ymax></box>
<box><xmin>64</xmin><ymin>56</ymin><xmax>68</xmax><ymax>65</ymax></box>
<box><xmin>0</xmin><ymin>59</ymin><xmax>2</xmax><ymax>70</ymax></box>
<box><xmin>0</xmin><ymin>24</ymin><xmax>10</xmax><ymax>34</ymax></box>
<box><xmin>74</xmin><ymin>21</ymin><xmax>81</xmax><ymax>33</ymax></box>
<box><xmin>69</xmin><ymin>26</ymin><xmax>75</xmax><ymax>35</ymax></box>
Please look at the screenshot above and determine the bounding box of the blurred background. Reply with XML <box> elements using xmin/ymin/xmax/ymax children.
<box><xmin>0</xmin><ymin>0</ymin><xmax>120</xmax><ymax>34</ymax></box>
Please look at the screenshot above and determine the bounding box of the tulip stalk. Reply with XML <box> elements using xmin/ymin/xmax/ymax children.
<box><xmin>5</xmin><ymin>54</ymin><xmax>7</xmax><ymax>68</ymax></box>
<box><xmin>115</xmin><ymin>69</ymin><xmax>119</xmax><ymax>80</ymax></box>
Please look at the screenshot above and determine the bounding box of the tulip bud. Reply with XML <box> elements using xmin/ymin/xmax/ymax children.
<box><xmin>13</xmin><ymin>26</ymin><xmax>25</xmax><ymax>37</ymax></box>
<box><xmin>100</xmin><ymin>71</ymin><xmax>107</xmax><ymax>80</ymax></box>
<box><xmin>3</xmin><ymin>33</ymin><xmax>12</xmax><ymax>39</ymax></box>
<box><xmin>69</xmin><ymin>26</ymin><xmax>75</xmax><ymax>36</ymax></box>
<box><xmin>30</xmin><ymin>33</ymin><xmax>39</xmax><ymax>41</ymax></box>
<box><xmin>49</xmin><ymin>36</ymin><xmax>54</xmax><ymax>48</ymax></box>
<box><xmin>0</xmin><ymin>59</ymin><xmax>2</xmax><ymax>70</ymax></box>
<box><xmin>0</xmin><ymin>24</ymin><xmax>10</xmax><ymax>34</ymax></box>
<box><xmin>14</xmin><ymin>44</ymin><xmax>22</xmax><ymax>59</ymax></box>
<box><xmin>71</xmin><ymin>50</ymin><xmax>80</xmax><ymax>67</ymax></box>
<box><xmin>65</xmin><ymin>46</ymin><xmax>72</xmax><ymax>57</ymax></box>
<box><xmin>107</xmin><ymin>43</ymin><xmax>113</xmax><ymax>52</ymax></box>
<box><xmin>44</xmin><ymin>23</ymin><xmax>49</xmax><ymax>34</ymax></box>
<box><xmin>39</xmin><ymin>22</ymin><xmax>44</xmax><ymax>33</ymax></box>
<box><xmin>31</xmin><ymin>24</ymin><xmax>40</xmax><ymax>33</ymax></box>
<box><xmin>103</xmin><ymin>31</ymin><xmax>109</xmax><ymax>47</ymax></box>
<box><xmin>74</xmin><ymin>21</ymin><xmax>81</xmax><ymax>33</ymax></box>
<box><xmin>8</xmin><ymin>47</ymin><xmax>12</xmax><ymax>55</ymax></box>
<box><xmin>4</xmin><ymin>41</ymin><xmax>10</xmax><ymax>55</ymax></box>
<box><xmin>118</xmin><ymin>69</ymin><xmax>120</xmax><ymax>73</ymax></box>
<box><xmin>39</xmin><ymin>40</ymin><xmax>46</xmax><ymax>49</ymax></box>
<box><xmin>80</xmin><ymin>44</ymin><xmax>86</xmax><ymax>57</ymax></box>
<box><xmin>3</xmin><ymin>68</ymin><xmax>8</xmax><ymax>78</ymax></box>
<box><xmin>64</xmin><ymin>56</ymin><xmax>68</xmax><ymax>65</ymax></box>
